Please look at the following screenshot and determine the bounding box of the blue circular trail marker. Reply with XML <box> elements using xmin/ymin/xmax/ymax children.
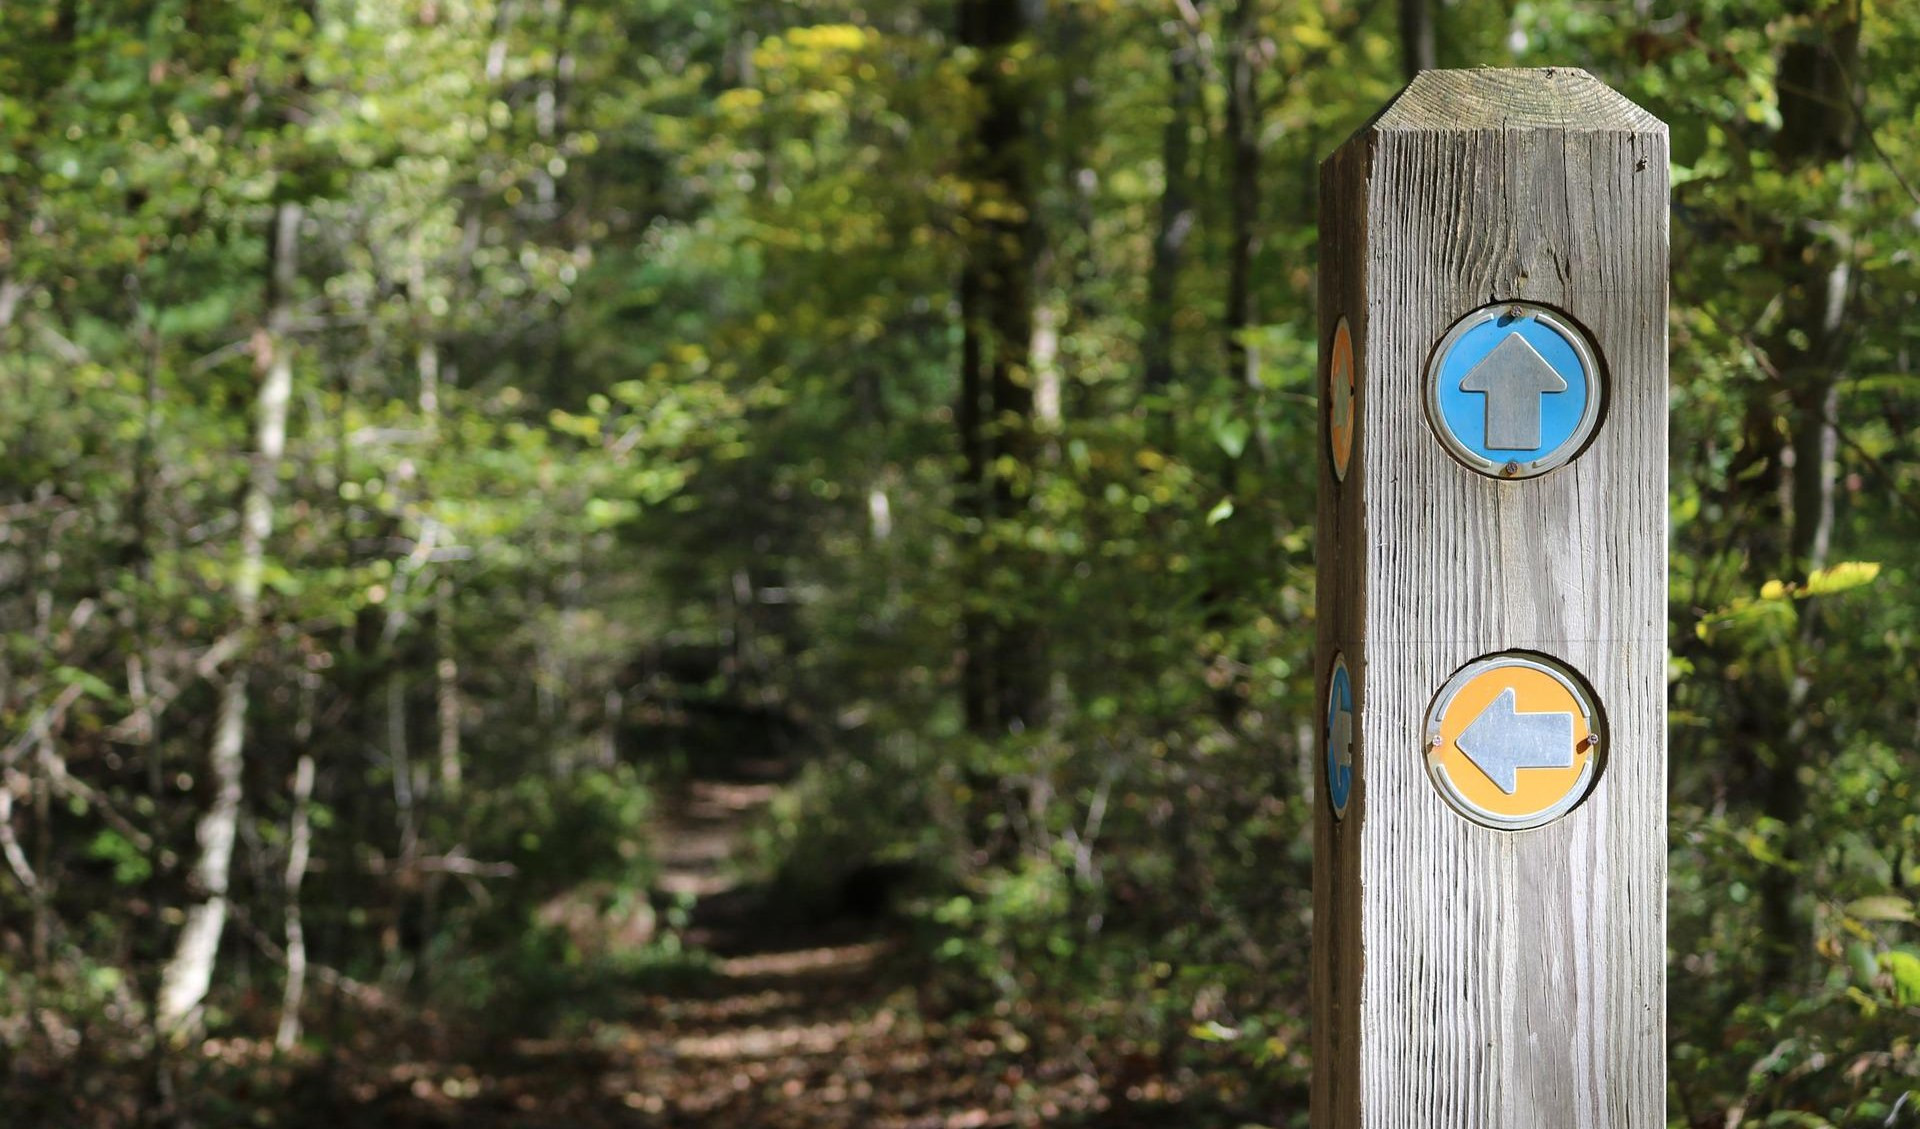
<box><xmin>1326</xmin><ymin>654</ymin><xmax>1354</xmax><ymax>819</ymax></box>
<box><xmin>1425</xmin><ymin>302</ymin><xmax>1603</xmax><ymax>479</ymax></box>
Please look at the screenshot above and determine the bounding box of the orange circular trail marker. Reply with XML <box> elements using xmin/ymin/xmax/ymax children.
<box><xmin>1423</xmin><ymin>652</ymin><xmax>1604</xmax><ymax>831</ymax></box>
<box><xmin>1327</xmin><ymin>316</ymin><xmax>1355</xmax><ymax>481</ymax></box>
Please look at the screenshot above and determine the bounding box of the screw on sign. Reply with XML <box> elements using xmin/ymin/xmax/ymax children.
<box><xmin>1423</xmin><ymin>652</ymin><xmax>1603</xmax><ymax>832</ymax></box>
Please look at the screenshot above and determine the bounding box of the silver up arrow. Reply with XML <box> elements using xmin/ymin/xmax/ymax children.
<box><xmin>1331</xmin><ymin>705</ymin><xmax>1353</xmax><ymax>776</ymax></box>
<box><xmin>1458</xmin><ymin>334</ymin><xmax>1567</xmax><ymax>450</ymax></box>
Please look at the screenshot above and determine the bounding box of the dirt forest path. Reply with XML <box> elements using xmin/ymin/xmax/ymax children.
<box><xmin>347</xmin><ymin>761</ymin><xmax>1113</xmax><ymax>1129</ymax></box>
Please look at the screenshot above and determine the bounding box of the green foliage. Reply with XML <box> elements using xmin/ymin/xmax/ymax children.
<box><xmin>465</xmin><ymin>766</ymin><xmax>657</xmax><ymax>901</ymax></box>
<box><xmin>746</xmin><ymin>749</ymin><xmax>937</xmax><ymax>916</ymax></box>
<box><xmin>1</xmin><ymin>0</ymin><xmax>1917</xmax><ymax>1125</ymax></box>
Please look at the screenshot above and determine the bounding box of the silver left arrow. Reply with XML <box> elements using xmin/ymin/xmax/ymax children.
<box><xmin>1455</xmin><ymin>688</ymin><xmax>1574</xmax><ymax>794</ymax></box>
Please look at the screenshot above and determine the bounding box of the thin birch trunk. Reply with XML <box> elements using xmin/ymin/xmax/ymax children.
<box><xmin>416</xmin><ymin>340</ymin><xmax>440</xmax><ymax>432</ymax></box>
<box><xmin>416</xmin><ymin>283</ymin><xmax>460</xmax><ymax>794</ymax></box>
<box><xmin>157</xmin><ymin>201</ymin><xmax>301</xmax><ymax>1037</ymax></box>
<box><xmin>275</xmin><ymin>749</ymin><xmax>314</xmax><ymax>1050</ymax></box>
<box><xmin>436</xmin><ymin>577</ymin><xmax>461</xmax><ymax>793</ymax></box>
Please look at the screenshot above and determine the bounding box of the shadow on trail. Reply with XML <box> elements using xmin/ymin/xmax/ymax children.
<box><xmin>285</xmin><ymin>755</ymin><xmax>1115</xmax><ymax>1129</ymax></box>
<box><xmin>243</xmin><ymin>744</ymin><xmax>1292</xmax><ymax>1129</ymax></box>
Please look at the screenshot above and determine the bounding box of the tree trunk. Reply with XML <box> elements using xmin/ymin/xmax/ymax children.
<box><xmin>158</xmin><ymin>201</ymin><xmax>302</xmax><ymax>1037</ymax></box>
<box><xmin>1143</xmin><ymin>8</ymin><xmax>1199</xmax><ymax>397</ymax></box>
<box><xmin>1055</xmin><ymin>3</ymin><xmax>1100</xmax><ymax>425</ymax></box>
<box><xmin>956</xmin><ymin>0</ymin><xmax>1046</xmax><ymax>735</ymax></box>
<box><xmin>1224</xmin><ymin>0</ymin><xmax>1261</xmax><ymax>396</ymax></box>
<box><xmin>275</xmin><ymin>749</ymin><xmax>315</xmax><ymax>1050</ymax></box>
<box><xmin>1752</xmin><ymin>0</ymin><xmax>1859</xmax><ymax>988</ymax></box>
<box><xmin>417</xmin><ymin>339</ymin><xmax>440</xmax><ymax>432</ymax></box>
<box><xmin>436</xmin><ymin>577</ymin><xmax>462</xmax><ymax>793</ymax></box>
<box><xmin>958</xmin><ymin>267</ymin><xmax>992</xmax><ymax>732</ymax></box>
<box><xmin>1398</xmin><ymin>0</ymin><xmax>1434</xmax><ymax>80</ymax></box>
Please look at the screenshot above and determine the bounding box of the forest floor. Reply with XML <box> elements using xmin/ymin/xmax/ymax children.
<box><xmin>281</xmin><ymin>758</ymin><xmax>1152</xmax><ymax>1129</ymax></box>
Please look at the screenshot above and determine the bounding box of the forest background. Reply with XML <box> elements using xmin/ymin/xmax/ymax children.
<box><xmin>0</xmin><ymin>0</ymin><xmax>1916</xmax><ymax>1126</ymax></box>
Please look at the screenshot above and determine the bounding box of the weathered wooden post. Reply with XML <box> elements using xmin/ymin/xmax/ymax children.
<box><xmin>1313</xmin><ymin>69</ymin><xmax>1668</xmax><ymax>1127</ymax></box>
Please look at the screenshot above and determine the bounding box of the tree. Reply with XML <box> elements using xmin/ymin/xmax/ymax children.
<box><xmin>957</xmin><ymin>0</ymin><xmax>1047</xmax><ymax>736</ymax></box>
<box><xmin>157</xmin><ymin>202</ymin><xmax>303</xmax><ymax>1038</ymax></box>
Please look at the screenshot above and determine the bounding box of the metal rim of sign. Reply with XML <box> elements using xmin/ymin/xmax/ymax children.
<box><xmin>1422</xmin><ymin>652</ymin><xmax>1604</xmax><ymax>832</ymax></box>
<box><xmin>1326</xmin><ymin>653</ymin><xmax>1354</xmax><ymax>820</ymax></box>
<box><xmin>1422</xmin><ymin>302</ymin><xmax>1604</xmax><ymax>480</ymax></box>
<box><xmin>1327</xmin><ymin>316</ymin><xmax>1356</xmax><ymax>482</ymax></box>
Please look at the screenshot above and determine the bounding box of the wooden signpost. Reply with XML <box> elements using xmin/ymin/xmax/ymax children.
<box><xmin>1313</xmin><ymin>69</ymin><xmax>1669</xmax><ymax>1127</ymax></box>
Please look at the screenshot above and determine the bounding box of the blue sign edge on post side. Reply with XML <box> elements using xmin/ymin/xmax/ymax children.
<box><xmin>1424</xmin><ymin>302</ymin><xmax>1604</xmax><ymax>479</ymax></box>
<box><xmin>1326</xmin><ymin>653</ymin><xmax>1354</xmax><ymax>819</ymax></box>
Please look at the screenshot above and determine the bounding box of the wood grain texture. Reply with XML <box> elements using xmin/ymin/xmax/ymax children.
<box><xmin>1313</xmin><ymin>68</ymin><xmax>1668</xmax><ymax>1129</ymax></box>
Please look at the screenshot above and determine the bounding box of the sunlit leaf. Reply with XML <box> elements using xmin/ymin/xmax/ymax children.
<box><xmin>1846</xmin><ymin>895</ymin><xmax>1916</xmax><ymax>924</ymax></box>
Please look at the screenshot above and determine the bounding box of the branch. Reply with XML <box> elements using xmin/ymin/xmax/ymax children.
<box><xmin>107</xmin><ymin>631</ymin><xmax>245</xmax><ymax>743</ymax></box>
<box><xmin>37</xmin><ymin>742</ymin><xmax>155</xmax><ymax>854</ymax></box>
<box><xmin>361</xmin><ymin>849</ymin><xmax>517</xmax><ymax>879</ymax></box>
<box><xmin>1816</xmin><ymin>40</ymin><xmax>1920</xmax><ymax>212</ymax></box>
<box><xmin>0</xmin><ymin>683</ymin><xmax>86</xmax><ymax>767</ymax></box>
<box><xmin>226</xmin><ymin>902</ymin><xmax>393</xmax><ymax>1011</ymax></box>
<box><xmin>0</xmin><ymin>771</ymin><xmax>36</xmax><ymax>891</ymax></box>
<box><xmin>1696</xmin><ymin>306</ymin><xmax>1920</xmax><ymax>526</ymax></box>
<box><xmin>188</xmin><ymin>336</ymin><xmax>255</xmax><ymax>375</ymax></box>
<box><xmin>35</xmin><ymin>324</ymin><xmax>89</xmax><ymax>364</ymax></box>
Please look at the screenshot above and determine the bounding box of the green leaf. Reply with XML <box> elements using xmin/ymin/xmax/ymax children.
<box><xmin>1801</xmin><ymin>561</ymin><xmax>1880</xmax><ymax>597</ymax></box>
<box><xmin>1188</xmin><ymin>1020</ymin><xmax>1239</xmax><ymax>1042</ymax></box>
<box><xmin>1881</xmin><ymin>950</ymin><xmax>1920</xmax><ymax>1006</ymax></box>
<box><xmin>1846</xmin><ymin>940</ymin><xmax>1880</xmax><ymax>984</ymax></box>
<box><xmin>1846</xmin><ymin>895</ymin><xmax>1916</xmax><ymax>924</ymax></box>
<box><xmin>1757</xmin><ymin>561</ymin><xmax>1879</xmax><ymax>603</ymax></box>
<box><xmin>1206</xmin><ymin>498</ymin><xmax>1235</xmax><ymax>526</ymax></box>
<box><xmin>1211</xmin><ymin>416</ymin><xmax>1250</xmax><ymax>459</ymax></box>
<box><xmin>1762</xmin><ymin>1113</ymin><xmax>1834</xmax><ymax>1128</ymax></box>
<box><xmin>87</xmin><ymin>830</ymin><xmax>152</xmax><ymax>885</ymax></box>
